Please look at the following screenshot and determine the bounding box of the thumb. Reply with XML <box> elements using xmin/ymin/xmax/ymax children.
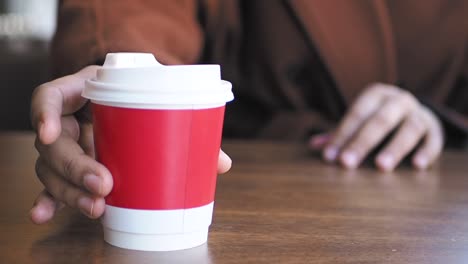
<box><xmin>217</xmin><ymin>149</ymin><xmax>232</xmax><ymax>174</ymax></box>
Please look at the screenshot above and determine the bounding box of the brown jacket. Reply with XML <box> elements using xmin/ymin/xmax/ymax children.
<box><xmin>52</xmin><ymin>0</ymin><xmax>468</xmax><ymax>143</ymax></box>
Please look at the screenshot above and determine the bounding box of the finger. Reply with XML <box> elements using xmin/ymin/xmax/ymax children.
<box><xmin>35</xmin><ymin>158</ymin><xmax>105</xmax><ymax>218</ymax></box>
<box><xmin>413</xmin><ymin>108</ymin><xmax>444</xmax><ymax>170</ymax></box>
<box><xmin>30</xmin><ymin>66</ymin><xmax>99</xmax><ymax>145</ymax></box>
<box><xmin>323</xmin><ymin>83</ymin><xmax>396</xmax><ymax>161</ymax></box>
<box><xmin>35</xmin><ymin>126</ymin><xmax>113</xmax><ymax>197</ymax></box>
<box><xmin>375</xmin><ymin>111</ymin><xmax>426</xmax><ymax>171</ymax></box>
<box><xmin>79</xmin><ymin>123</ymin><xmax>95</xmax><ymax>158</ymax></box>
<box><xmin>30</xmin><ymin>189</ymin><xmax>62</xmax><ymax>224</ymax></box>
<box><xmin>308</xmin><ymin>133</ymin><xmax>331</xmax><ymax>150</ymax></box>
<box><xmin>339</xmin><ymin>93</ymin><xmax>418</xmax><ymax>169</ymax></box>
<box><xmin>217</xmin><ymin>150</ymin><xmax>232</xmax><ymax>174</ymax></box>
<box><xmin>61</xmin><ymin>115</ymin><xmax>81</xmax><ymax>141</ymax></box>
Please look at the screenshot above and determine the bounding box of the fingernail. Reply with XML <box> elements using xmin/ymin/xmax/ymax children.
<box><xmin>324</xmin><ymin>147</ymin><xmax>338</xmax><ymax>162</ymax></box>
<box><xmin>310</xmin><ymin>134</ymin><xmax>330</xmax><ymax>148</ymax></box>
<box><xmin>83</xmin><ymin>174</ymin><xmax>102</xmax><ymax>195</ymax></box>
<box><xmin>78</xmin><ymin>196</ymin><xmax>94</xmax><ymax>216</ymax></box>
<box><xmin>377</xmin><ymin>153</ymin><xmax>394</xmax><ymax>171</ymax></box>
<box><xmin>341</xmin><ymin>151</ymin><xmax>359</xmax><ymax>169</ymax></box>
<box><xmin>414</xmin><ymin>156</ymin><xmax>428</xmax><ymax>170</ymax></box>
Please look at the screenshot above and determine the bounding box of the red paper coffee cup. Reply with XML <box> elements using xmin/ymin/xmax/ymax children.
<box><xmin>82</xmin><ymin>53</ymin><xmax>234</xmax><ymax>251</ymax></box>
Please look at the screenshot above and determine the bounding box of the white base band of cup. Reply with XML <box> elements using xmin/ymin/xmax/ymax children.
<box><xmin>102</xmin><ymin>202</ymin><xmax>214</xmax><ymax>251</ymax></box>
<box><xmin>104</xmin><ymin>227</ymin><xmax>208</xmax><ymax>251</ymax></box>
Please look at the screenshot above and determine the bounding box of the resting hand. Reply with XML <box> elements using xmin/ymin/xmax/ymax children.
<box><xmin>310</xmin><ymin>83</ymin><xmax>443</xmax><ymax>171</ymax></box>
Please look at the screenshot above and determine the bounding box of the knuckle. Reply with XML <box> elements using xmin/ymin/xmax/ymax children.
<box><xmin>366</xmin><ymin>83</ymin><xmax>385</xmax><ymax>94</ymax></box>
<box><xmin>60</xmin><ymin>187</ymin><xmax>76</xmax><ymax>207</ymax></box>
<box><xmin>60</xmin><ymin>117</ymin><xmax>78</xmax><ymax>140</ymax></box>
<box><xmin>37</xmin><ymin>83</ymin><xmax>56</xmax><ymax>98</ymax></box>
<box><xmin>31</xmin><ymin>83</ymin><xmax>48</xmax><ymax>100</ymax></box>
<box><xmin>349</xmin><ymin>134</ymin><xmax>372</xmax><ymax>154</ymax></box>
<box><xmin>367</xmin><ymin>83</ymin><xmax>397</xmax><ymax>94</ymax></box>
<box><xmin>407</xmin><ymin>115</ymin><xmax>426</xmax><ymax>134</ymax></box>
<box><xmin>32</xmin><ymin>85</ymin><xmax>63</xmax><ymax>115</ymax></box>
<box><xmin>63</xmin><ymin>155</ymin><xmax>81</xmax><ymax>183</ymax></box>
<box><xmin>398</xmin><ymin>91</ymin><xmax>418</xmax><ymax>108</ymax></box>
<box><xmin>348</xmin><ymin>106</ymin><xmax>368</xmax><ymax>122</ymax></box>
<box><xmin>397</xmin><ymin>134</ymin><xmax>419</xmax><ymax>150</ymax></box>
<box><xmin>372</xmin><ymin>111</ymin><xmax>393</xmax><ymax>128</ymax></box>
<box><xmin>37</xmin><ymin>82</ymin><xmax>63</xmax><ymax>102</ymax></box>
<box><xmin>35</xmin><ymin>158</ymin><xmax>44</xmax><ymax>180</ymax></box>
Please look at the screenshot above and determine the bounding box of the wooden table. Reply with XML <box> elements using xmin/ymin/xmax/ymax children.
<box><xmin>1</xmin><ymin>132</ymin><xmax>468</xmax><ymax>263</ymax></box>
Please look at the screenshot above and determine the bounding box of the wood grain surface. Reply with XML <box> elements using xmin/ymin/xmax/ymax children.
<box><xmin>1</xmin><ymin>132</ymin><xmax>468</xmax><ymax>264</ymax></box>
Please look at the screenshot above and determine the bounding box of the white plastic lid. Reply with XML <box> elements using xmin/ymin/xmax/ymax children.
<box><xmin>83</xmin><ymin>53</ymin><xmax>234</xmax><ymax>106</ymax></box>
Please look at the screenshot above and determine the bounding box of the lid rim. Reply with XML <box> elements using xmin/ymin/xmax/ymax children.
<box><xmin>83</xmin><ymin>80</ymin><xmax>233</xmax><ymax>105</ymax></box>
<box><xmin>84</xmin><ymin>53</ymin><xmax>233</xmax><ymax>106</ymax></box>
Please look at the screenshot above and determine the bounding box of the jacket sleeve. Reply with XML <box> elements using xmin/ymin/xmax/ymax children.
<box><xmin>51</xmin><ymin>0</ymin><xmax>204</xmax><ymax>77</ymax></box>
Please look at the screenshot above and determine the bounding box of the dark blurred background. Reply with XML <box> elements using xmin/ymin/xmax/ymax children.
<box><xmin>0</xmin><ymin>0</ymin><xmax>57</xmax><ymax>130</ymax></box>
